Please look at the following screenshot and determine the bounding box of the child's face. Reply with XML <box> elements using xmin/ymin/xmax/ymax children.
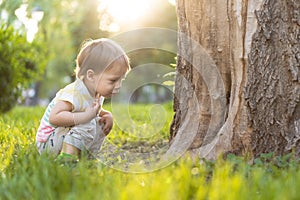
<box><xmin>94</xmin><ymin>62</ymin><xmax>128</xmax><ymax>98</ymax></box>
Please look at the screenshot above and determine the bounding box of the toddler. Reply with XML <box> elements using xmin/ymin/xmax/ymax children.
<box><xmin>36</xmin><ymin>38</ymin><xmax>130</xmax><ymax>160</ymax></box>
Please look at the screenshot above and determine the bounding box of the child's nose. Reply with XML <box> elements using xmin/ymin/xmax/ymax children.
<box><xmin>115</xmin><ymin>79</ymin><xmax>122</xmax><ymax>89</ymax></box>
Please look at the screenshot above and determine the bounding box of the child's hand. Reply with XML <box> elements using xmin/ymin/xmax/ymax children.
<box><xmin>99</xmin><ymin>111</ymin><xmax>113</xmax><ymax>135</ymax></box>
<box><xmin>85</xmin><ymin>99</ymin><xmax>101</xmax><ymax>121</ymax></box>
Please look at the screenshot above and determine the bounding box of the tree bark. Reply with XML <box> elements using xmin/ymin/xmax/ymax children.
<box><xmin>171</xmin><ymin>0</ymin><xmax>300</xmax><ymax>159</ymax></box>
<box><xmin>246</xmin><ymin>0</ymin><xmax>300</xmax><ymax>156</ymax></box>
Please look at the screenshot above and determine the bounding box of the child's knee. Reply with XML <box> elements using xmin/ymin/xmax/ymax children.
<box><xmin>62</xmin><ymin>131</ymin><xmax>84</xmax><ymax>155</ymax></box>
<box><xmin>61</xmin><ymin>142</ymin><xmax>81</xmax><ymax>156</ymax></box>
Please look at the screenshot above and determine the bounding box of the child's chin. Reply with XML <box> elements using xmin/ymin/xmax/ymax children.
<box><xmin>110</xmin><ymin>93</ymin><xmax>119</xmax><ymax>97</ymax></box>
<box><xmin>104</xmin><ymin>93</ymin><xmax>114</xmax><ymax>98</ymax></box>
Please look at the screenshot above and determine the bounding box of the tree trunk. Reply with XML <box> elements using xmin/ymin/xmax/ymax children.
<box><xmin>170</xmin><ymin>0</ymin><xmax>300</xmax><ymax>160</ymax></box>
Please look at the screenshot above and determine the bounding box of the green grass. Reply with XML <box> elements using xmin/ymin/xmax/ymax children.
<box><xmin>1</xmin><ymin>105</ymin><xmax>300</xmax><ymax>200</ymax></box>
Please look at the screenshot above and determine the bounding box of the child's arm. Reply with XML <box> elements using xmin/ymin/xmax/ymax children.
<box><xmin>98</xmin><ymin>109</ymin><xmax>113</xmax><ymax>135</ymax></box>
<box><xmin>49</xmin><ymin>100</ymin><xmax>100</xmax><ymax>127</ymax></box>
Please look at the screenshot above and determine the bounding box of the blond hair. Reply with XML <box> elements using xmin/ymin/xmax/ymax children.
<box><xmin>75</xmin><ymin>38</ymin><xmax>130</xmax><ymax>79</ymax></box>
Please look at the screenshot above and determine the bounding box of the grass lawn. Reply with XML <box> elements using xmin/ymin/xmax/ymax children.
<box><xmin>1</xmin><ymin>104</ymin><xmax>300</xmax><ymax>200</ymax></box>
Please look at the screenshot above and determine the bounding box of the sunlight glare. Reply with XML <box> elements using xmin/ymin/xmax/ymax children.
<box><xmin>168</xmin><ymin>0</ymin><xmax>176</xmax><ymax>6</ymax></box>
<box><xmin>98</xmin><ymin>0</ymin><xmax>153</xmax><ymax>31</ymax></box>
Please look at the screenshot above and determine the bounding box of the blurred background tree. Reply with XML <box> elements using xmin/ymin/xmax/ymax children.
<box><xmin>0</xmin><ymin>23</ymin><xmax>47</xmax><ymax>112</ymax></box>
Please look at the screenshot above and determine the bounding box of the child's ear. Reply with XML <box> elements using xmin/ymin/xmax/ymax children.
<box><xmin>86</xmin><ymin>69</ymin><xmax>95</xmax><ymax>81</ymax></box>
